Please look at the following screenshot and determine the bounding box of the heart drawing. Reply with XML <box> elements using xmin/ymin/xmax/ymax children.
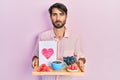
<box><xmin>41</xmin><ymin>48</ymin><xmax>54</xmax><ymax>59</ymax></box>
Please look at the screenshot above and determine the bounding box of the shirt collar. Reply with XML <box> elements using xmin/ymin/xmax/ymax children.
<box><xmin>64</xmin><ymin>29</ymin><xmax>69</xmax><ymax>38</ymax></box>
<box><xmin>51</xmin><ymin>28</ymin><xmax>69</xmax><ymax>38</ymax></box>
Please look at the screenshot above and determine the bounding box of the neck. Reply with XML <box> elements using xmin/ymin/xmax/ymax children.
<box><xmin>53</xmin><ymin>27</ymin><xmax>65</xmax><ymax>40</ymax></box>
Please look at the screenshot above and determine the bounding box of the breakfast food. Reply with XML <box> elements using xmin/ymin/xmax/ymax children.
<box><xmin>63</xmin><ymin>56</ymin><xmax>77</xmax><ymax>65</ymax></box>
<box><xmin>52</xmin><ymin>61</ymin><xmax>62</xmax><ymax>64</ymax></box>
<box><xmin>37</xmin><ymin>64</ymin><xmax>51</xmax><ymax>72</ymax></box>
<box><xmin>66</xmin><ymin>65</ymin><xmax>78</xmax><ymax>72</ymax></box>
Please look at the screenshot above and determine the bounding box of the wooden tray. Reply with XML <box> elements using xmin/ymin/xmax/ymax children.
<box><xmin>32</xmin><ymin>63</ymin><xmax>84</xmax><ymax>76</ymax></box>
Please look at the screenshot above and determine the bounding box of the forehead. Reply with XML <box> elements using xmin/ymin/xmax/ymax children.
<box><xmin>52</xmin><ymin>8</ymin><xmax>65</xmax><ymax>14</ymax></box>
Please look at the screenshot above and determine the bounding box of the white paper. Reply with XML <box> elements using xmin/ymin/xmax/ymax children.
<box><xmin>39</xmin><ymin>41</ymin><xmax>57</xmax><ymax>66</ymax></box>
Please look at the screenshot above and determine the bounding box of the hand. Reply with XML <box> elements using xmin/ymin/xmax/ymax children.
<box><xmin>78</xmin><ymin>58</ymin><xmax>86</xmax><ymax>72</ymax></box>
<box><xmin>32</xmin><ymin>56</ymin><xmax>39</xmax><ymax>69</ymax></box>
<box><xmin>78</xmin><ymin>59</ymin><xmax>84</xmax><ymax>72</ymax></box>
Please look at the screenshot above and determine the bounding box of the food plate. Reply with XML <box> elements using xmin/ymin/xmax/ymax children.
<box><xmin>32</xmin><ymin>63</ymin><xmax>84</xmax><ymax>76</ymax></box>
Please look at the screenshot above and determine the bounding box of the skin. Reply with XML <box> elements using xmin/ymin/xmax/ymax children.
<box><xmin>32</xmin><ymin>8</ymin><xmax>85</xmax><ymax>71</ymax></box>
<box><xmin>50</xmin><ymin>8</ymin><xmax>67</xmax><ymax>29</ymax></box>
<box><xmin>78</xmin><ymin>59</ymin><xmax>84</xmax><ymax>72</ymax></box>
<box><xmin>32</xmin><ymin>57</ymin><xmax>39</xmax><ymax>69</ymax></box>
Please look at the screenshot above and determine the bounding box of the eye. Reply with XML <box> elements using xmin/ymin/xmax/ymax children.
<box><xmin>60</xmin><ymin>13</ymin><xmax>64</xmax><ymax>16</ymax></box>
<box><xmin>52</xmin><ymin>13</ymin><xmax>57</xmax><ymax>16</ymax></box>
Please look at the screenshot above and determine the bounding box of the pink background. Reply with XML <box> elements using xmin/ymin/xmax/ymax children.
<box><xmin>0</xmin><ymin>0</ymin><xmax>120</xmax><ymax>80</ymax></box>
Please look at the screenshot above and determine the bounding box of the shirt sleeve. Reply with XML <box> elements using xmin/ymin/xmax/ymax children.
<box><xmin>31</xmin><ymin>35</ymin><xmax>40</xmax><ymax>57</ymax></box>
<box><xmin>74</xmin><ymin>36</ymin><xmax>85</xmax><ymax>58</ymax></box>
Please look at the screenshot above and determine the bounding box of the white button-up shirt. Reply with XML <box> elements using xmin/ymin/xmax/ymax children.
<box><xmin>32</xmin><ymin>29</ymin><xmax>85</xmax><ymax>80</ymax></box>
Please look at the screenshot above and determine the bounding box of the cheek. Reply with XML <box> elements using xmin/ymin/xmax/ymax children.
<box><xmin>52</xmin><ymin>19</ymin><xmax>56</xmax><ymax>23</ymax></box>
<box><xmin>51</xmin><ymin>17</ymin><xmax>56</xmax><ymax>22</ymax></box>
<box><xmin>61</xmin><ymin>17</ymin><xmax>66</xmax><ymax>21</ymax></box>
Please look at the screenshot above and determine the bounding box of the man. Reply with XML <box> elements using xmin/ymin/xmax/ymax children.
<box><xmin>32</xmin><ymin>3</ymin><xmax>86</xmax><ymax>80</ymax></box>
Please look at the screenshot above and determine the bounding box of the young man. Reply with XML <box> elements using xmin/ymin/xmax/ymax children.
<box><xmin>32</xmin><ymin>3</ymin><xmax>86</xmax><ymax>80</ymax></box>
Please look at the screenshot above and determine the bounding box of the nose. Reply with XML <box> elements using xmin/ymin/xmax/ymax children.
<box><xmin>56</xmin><ymin>15</ymin><xmax>60</xmax><ymax>21</ymax></box>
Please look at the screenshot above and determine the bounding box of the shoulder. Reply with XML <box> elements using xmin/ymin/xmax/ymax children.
<box><xmin>68</xmin><ymin>31</ymin><xmax>80</xmax><ymax>40</ymax></box>
<box><xmin>38</xmin><ymin>29</ymin><xmax>53</xmax><ymax>41</ymax></box>
<box><xmin>40</xmin><ymin>30</ymin><xmax>52</xmax><ymax>36</ymax></box>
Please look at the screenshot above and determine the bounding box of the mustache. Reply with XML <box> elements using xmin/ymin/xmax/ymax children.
<box><xmin>55</xmin><ymin>21</ymin><xmax>62</xmax><ymax>23</ymax></box>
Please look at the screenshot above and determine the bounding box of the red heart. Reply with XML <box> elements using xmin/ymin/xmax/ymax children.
<box><xmin>42</xmin><ymin>48</ymin><xmax>54</xmax><ymax>59</ymax></box>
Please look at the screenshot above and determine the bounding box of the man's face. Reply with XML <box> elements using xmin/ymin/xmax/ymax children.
<box><xmin>50</xmin><ymin>8</ymin><xmax>67</xmax><ymax>29</ymax></box>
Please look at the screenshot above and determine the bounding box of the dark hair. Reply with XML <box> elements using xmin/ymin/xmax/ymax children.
<box><xmin>49</xmin><ymin>3</ymin><xmax>67</xmax><ymax>15</ymax></box>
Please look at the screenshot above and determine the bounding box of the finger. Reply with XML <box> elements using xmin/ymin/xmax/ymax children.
<box><xmin>32</xmin><ymin>62</ymin><xmax>36</xmax><ymax>68</ymax></box>
<box><xmin>32</xmin><ymin>59</ymin><xmax>37</xmax><ymax>68</ymax></box>
<box><xmin>79</xmin><ymin>61</ymin><xmax>84</xmax><ymax>72</ymax></box>
<box><xmin>34</xmin><ymin>58</ymin><xmax>39</xmax><ymax>67</ymax></box>
<box><xmin>35</xmin><ymin>61</ymin><xmax>39</xmax><ymax>67</ymax></box>
<box><xmin>79</xmin><ymin>59</ymin><xmax>84</xmax><ymax>65</ymax></box>
<box><xmin>32</xmin><ymin>60</ymin><xmax>35</xmax><ymax>67</ymax></box>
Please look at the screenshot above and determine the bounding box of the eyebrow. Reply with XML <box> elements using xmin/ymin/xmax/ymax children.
<box><xmin>52</xmin><ymin>12</ymin><xmax>64</xmax><ymax>15</ymax></box>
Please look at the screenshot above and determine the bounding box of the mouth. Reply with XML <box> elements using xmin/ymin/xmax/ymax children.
<box><xmin>55</xmin><ymin>21</ymin><xmax>62</xmax><ymax>23</ymax></box>
<box><xmin>55</xmin><ymin>22</ymin><xmax>61</xmax><ymax>25</ymax></box>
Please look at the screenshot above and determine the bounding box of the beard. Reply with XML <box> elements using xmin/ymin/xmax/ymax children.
<box><xmin>52</xmin><ymin>20</ymin><xmax>66</xmax><ymax>29</ymax></box>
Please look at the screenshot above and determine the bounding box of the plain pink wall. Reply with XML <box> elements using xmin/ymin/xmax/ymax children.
<box><xmin>0</xmin><ymin>0</ymin><xmax>120</xmax><ymax>80</ymax></box>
